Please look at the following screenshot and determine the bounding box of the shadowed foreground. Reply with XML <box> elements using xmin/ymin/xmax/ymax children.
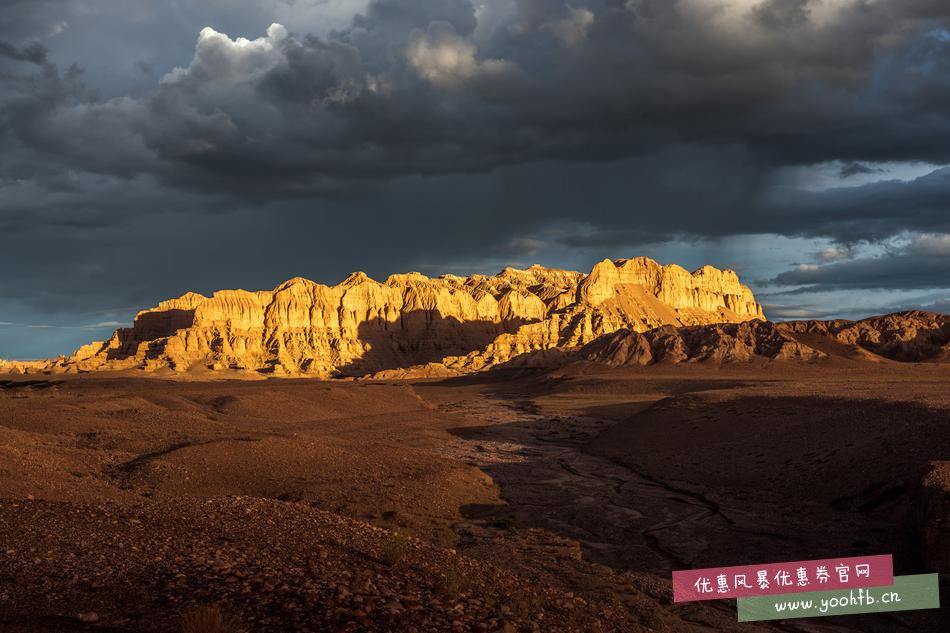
<box><xmin>0</xmin><ymin>363</ymin><xmax>947</xmax><ymax>631</ymax></box>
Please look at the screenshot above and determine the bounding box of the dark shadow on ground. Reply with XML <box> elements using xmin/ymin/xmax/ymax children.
<box><xmin>415</xmin><ymin>372</ymin><xmax>950</xmax><ymax>633</ymax></box>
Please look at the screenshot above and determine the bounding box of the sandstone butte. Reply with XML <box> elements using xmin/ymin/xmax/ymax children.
<box><xmin>0</xmin><ymin>257</ymin><xmax>764</xmax><ymax>377</ymax></box>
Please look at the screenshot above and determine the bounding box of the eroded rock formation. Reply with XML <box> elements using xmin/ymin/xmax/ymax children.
<box><xmin>579</xmin><ymin>311</ymin><xmax>950</xmax><ymax>366</ymax></box>
<box><xmin>0</xmin><ymin>360</ymin><xmax>52</xmax><ymax>375</ymax></box>
<box><xmin>12</xmin><ymin>257</ymin><xmax>763</xmax><ymax>376</ymax></box>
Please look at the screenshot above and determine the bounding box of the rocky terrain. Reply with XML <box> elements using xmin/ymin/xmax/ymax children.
<box><xmin>0</xmin><ymin>365</ymin><xmax>946</xmax><ymax>632</ymax></box>
<box><xmin>1</xmin><ymin>258</ymin><xmax>762</xmax><ymax>377</ymax></box>
<box><xmin>0</xmin><ymin>376</ymin><xmax>781</xmax><ymax>633</ymax></box>
<box><xmin>428</xmin><ymin>367</ymin><xmax>950</xmax><ymax>632</ymax></box>
<box><xmin>577</xmin><ymin>311</ymin><xmax>950</xmax><ymax>366</ymax></box>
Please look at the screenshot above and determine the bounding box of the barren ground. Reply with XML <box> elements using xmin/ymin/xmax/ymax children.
<box><xmin>0</xmin><ymin>363</ymin><xmax>947</xmax><ymax>631</ymax></box>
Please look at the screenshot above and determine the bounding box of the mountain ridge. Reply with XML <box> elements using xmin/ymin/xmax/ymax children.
<box><xmin>576</xmin><ymin>310</ymin><xmax>950</xmax><ymax>366</ymax></box>
<box><xmin>1</xmin><ymin>257</ymin><xmax>763</xmax><ymax>376</ymax></box>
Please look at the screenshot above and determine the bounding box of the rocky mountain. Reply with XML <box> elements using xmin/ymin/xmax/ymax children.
<box><xmin>7</xmin><ymin>257</ymin><xmax>763</xmax><ymax>376</ymax></box>
<box><xmin>578</xmin><ymin>311</ymin><xmax>950</xmax><ymax>366</ymax></box>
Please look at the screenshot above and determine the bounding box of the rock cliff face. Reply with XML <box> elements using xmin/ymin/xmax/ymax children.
<box><xmin>20</xmin><ymin>257</ymin><xmax>763</xmax><ymax>377</ymax></box>
<box><xmin>579</xmin><ymin>311</ymin><xmax>950</xmax><ymax>366</ymax></box>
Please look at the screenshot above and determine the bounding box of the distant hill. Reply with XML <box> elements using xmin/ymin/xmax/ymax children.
<box><xmin>578</xmin><ymin>311</ymin><xmax>950</xmax><ymax>366</ymax></box>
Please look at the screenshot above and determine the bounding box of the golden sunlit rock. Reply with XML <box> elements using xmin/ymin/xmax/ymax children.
<box><xmin>12</xmin><ymin>257</ymin><xmax>763</xmax><ymax>377</ymax></box>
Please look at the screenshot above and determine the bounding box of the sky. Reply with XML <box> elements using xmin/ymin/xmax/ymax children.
<box><xmin>1</xmin><ymin>0</ymin><xmax>949</xmax><ymax>358</ymax></box>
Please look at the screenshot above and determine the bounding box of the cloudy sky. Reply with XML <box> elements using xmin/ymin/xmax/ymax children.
<box><xmin>2</xmin><ymin>0</ymin><xmax>949</xmax><ymax>358</ymax></box>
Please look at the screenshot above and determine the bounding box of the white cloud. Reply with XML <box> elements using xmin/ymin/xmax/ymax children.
<box><xmin>407</xmin><ymin>22</ymin><xmax>514</xmax><ymax>88</ymax></box>
<box><xmin>815</xmin><ymin>244</ymin><xmax>854</xmax><ymax>262</ymax></box>
<box><xmin>161</xmin><ymin>22</ymin><xmax>289</xmax><ymax>86</ymax></box>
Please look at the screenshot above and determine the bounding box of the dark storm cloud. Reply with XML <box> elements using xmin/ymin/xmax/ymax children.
<box><xmin>764</xmin><ymin>294</ymin><xmax>950</xmax><ymax>321</ymax></box>
<box><xmin>3</xmin><ymin>0</ymin><xmax>950</xmax><ymax>351</ymax></box>
<box><xmin>768</xmin><ymin>233</ymin><xmax>950</xmax><ymax>291</ymax></box>
<box><xmin>536</xmin><ymin>160</ymin><xmax>950</xmax><ymax>247</ymax></box>
<box><xmin>350</xmin><ymin>0</ymin><xmax>478</xmax><ymax>37</ymax></box>
<box><xmin>0</xmin><ymin>1</ymin><xmax>69</xmax><ymax>41</ymax></box>
<box><xmin>760</xmin><ymin>167</ymin><xmax>950</xmax><ymax>243</ymax></box>
<box><xmin>753</xmin><ymin>0</ymin><xmax>811</xmax><ymax>29</ymax></box>
<box><xmin>558</xmin><ymin>229</ymin><xmax>676</xmax><ymax>249</ymax></box>
<box><xmin>0</xmin><ymin>40</ymin><xmax>48</xmax><ymax>65</ymax></box>
<box><xmin>5</xmin><ymin>0</ymin><xmax>950</xmax><ymax>192</ymax></box>
<box><xmin>134</xmin><ymin>60</ymin><xmax>154</xmax><ymax>76</ymax></box>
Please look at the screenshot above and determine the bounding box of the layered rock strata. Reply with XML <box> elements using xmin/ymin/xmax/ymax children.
<box><xmin>11</xmin><ymin>257</ymin><xmax>763</xmax><ymax>376</ymax></box>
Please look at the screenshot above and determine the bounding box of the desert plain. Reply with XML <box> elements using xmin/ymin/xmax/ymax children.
<box><xmin>0</xmin><ymin>360</ymin><xmax>947</xmax><ymax>632</ymax></box>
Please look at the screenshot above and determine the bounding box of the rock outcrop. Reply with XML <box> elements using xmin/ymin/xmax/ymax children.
<box><xmin>579</xmin><ymin>311</ymin><xmax>950</xmax><ymax>366</ymax></box>
<box><xmin>8</xmin><ymin>257</ymin><xmax>763</xmax><ymax>377</ymax></box>
<box><xmin>779</xmin><ymin>310</ymin><xmax>950</xmax><ymax>362</ymax></box>
<box><xmin>0</xmin><ymin>360</ymin><xmax>55</xmax><ymax>375</ymax></box>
